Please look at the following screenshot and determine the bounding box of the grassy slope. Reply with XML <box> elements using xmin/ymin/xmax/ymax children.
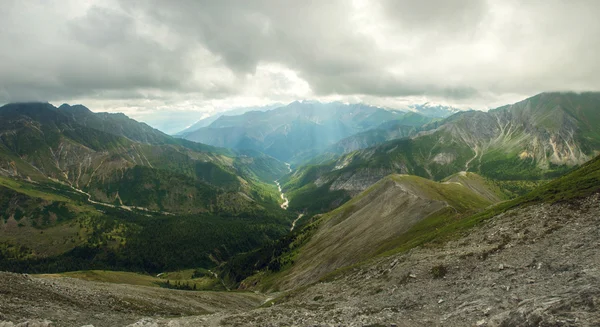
<box><xmin>377</xmin><ymin>153</ymin><xmax>600</xmax><ymax>258</ymax></box>
<box><xmin>246</xmin><ymin>154</ymin><xmax>600</xmax><ymax>294</ymax></box>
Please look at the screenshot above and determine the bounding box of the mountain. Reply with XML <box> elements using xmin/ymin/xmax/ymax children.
<box><xmin>175</xmin><ymin>103</ymin><xmax>283</xmax><ymax>136</ymax></box>
<box><xmin>57</xmin><ymin>104</ymin><xmax>181</xmax><ymax>145</ymax></box>
<box><xmin>323</xmin><ymin>112</ymin><xmax>438</xmax><ymax>155</ymax></box>
<box><xmin>177</xmin><ymin>101</ymin><xmax>433</xmax><ymax>164</ymax></box>
<box><xmin>406</xmin><ymin>102</ymin><xmax>463</xmax><ymax>118</ymax></box>
<box><xmin>0</xmin><ymin>102</ymin><xmax>290</xmax><ymax>214</ymax></box>
<box><xmin>0</xmin><ymin>102</ymin><xmax>296</xmax><ymax>273</ymax></box>
<box><xmin>281</xmin><ymin>92</ymin><xmax>600</xmax><ymax>213</ymax></box>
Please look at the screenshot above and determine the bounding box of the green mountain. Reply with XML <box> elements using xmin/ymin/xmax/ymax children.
<box><xmin>0</xmin><ymin>102</ymin><xmax>296</xmax><ymax>273</ymax></box>
<box><xmin>0</xmin><ymin>102</ymin><xmax>289</xmax><ymax>214</ymax></box>
<box><xmin>321</xmin><ymin>112</ymin><xmax>438</xmax><ymax>155</ymax></box>
<box><xmin>178</xmin><ymin>101</ymin><xmax>433</xmax><ymax>164</ymax></box>
<box><xmin>175</xmin><ymin>103</ymin><xmax>283</xmax><ymax>136</ymax></box>
<box><xmin>281</xmin><ymin>92</ymin><xmax>600</xmax><ymax>213</ymax></box>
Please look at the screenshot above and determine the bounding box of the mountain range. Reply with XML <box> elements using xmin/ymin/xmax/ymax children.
<box><xmin>280</xmin><ymin>92</ymin><xmax>600</xmax><ymax>213</ymax></box>
<box><xmin>0</xmin><ymin>103</ymin><xmax>292</xmax><ymax>213</ymax></box>
<box><xmin>405</xmin><ymin>102</ymin><xmax>464</xmax><ymax>118</ymax></box>
<box><xmin>1</xmin><ymin>92</ymin><xmax>600</xmax><ymax>326</ymax></box>
<box><xmin>175</xmin><ymin>103</ymin><xmax>283</xmax><ymax>136</ymax></box>
<box><xmin>176</xmin><ymin>101</ymin><xmax>437</xmax><ymax>164</ymax></box>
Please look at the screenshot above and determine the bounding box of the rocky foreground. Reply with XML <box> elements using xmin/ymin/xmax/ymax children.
<box><xmin>2</xmin><ymin>194</ymin><xmax>600</xmax><ymax>326</ymax></box>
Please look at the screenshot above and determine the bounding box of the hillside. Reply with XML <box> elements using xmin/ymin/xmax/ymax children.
<box><xmin>220</xmin><ymin>172</ymin><xmax>503</xmax><ymax>289</ymax></box>
<box><xmin>0</xmin><ymin>103</ymin><xmax>297</xmax><ymax>274</ymax></box>
<box><xmin>211</xmin><ymin>151</ymin><xmax>600</xmax><ymax>326</ymax></box>
<box><xmin>0</xmin><ymin>102</ymin><xmax>288</xmax><ymax>214</ymax></box>
<box><xmin>282</xmin><ymin>92</ymin><xmax>600</xmax><ymax>213</ymax></box>
<box><xmin>275</xmin><ymin>173</ymin><xmax>500</xmax><ymax>289</ymax></box>
<box><xmin>178</xmin><ymin>101</ymin><xmax>433</xmax><ymax>164</ymax></box>
<box><xmin>215</xmin><ymin>185</ymin><xmax>600</xmax><ymax>326</ymax></box>
<box><xmin>0</xmin><ymin>171</ymin><xmax>294</xmax><ymax>274</ymax></box>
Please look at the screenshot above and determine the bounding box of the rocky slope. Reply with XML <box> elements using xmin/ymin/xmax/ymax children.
<box><xmin>0</xmin><ymin>272</ymin><xmax>266</xmax><ymax>327</ymax></box>
<box><xmin>210</xmin><ymin>193</ymin><xmax>600</xmax><ymax>327</ymax></box>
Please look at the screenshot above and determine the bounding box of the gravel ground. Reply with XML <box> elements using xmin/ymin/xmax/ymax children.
<box><xmin>0</xmin><ymin>272</ymin><xmax>265</xmax><ymax>327</ymax></box>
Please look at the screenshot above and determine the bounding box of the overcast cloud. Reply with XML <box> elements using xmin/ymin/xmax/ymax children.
<box><xmin>1</xmin><ymin>0</ymin><xmax>599</xmax><ymax>132</ymax></box>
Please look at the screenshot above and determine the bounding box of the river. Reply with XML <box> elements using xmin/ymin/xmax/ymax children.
<box><xmin>274</xmin><ymin>180</ymin><xmax>289</xmax><ymax>210</ymax></box>
<box><xmin>276</xmin><ymin>162</ymin><xmax>303</xmax><ymax>231</ymax></box>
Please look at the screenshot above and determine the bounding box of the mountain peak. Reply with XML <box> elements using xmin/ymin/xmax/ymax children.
<box><xmin>58</xmin><ymin>103</ymin><xmax>93</xmax><ymax>114</ymax></box>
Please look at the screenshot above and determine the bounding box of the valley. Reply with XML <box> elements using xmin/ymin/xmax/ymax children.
<box><xmin>1</xmin><ymin>93</ymin><xmax>600</xmax><ymax>326</ymax></box>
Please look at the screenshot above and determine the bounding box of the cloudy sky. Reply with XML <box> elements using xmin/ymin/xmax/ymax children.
<box><xmin>1</xmin><ymin>0</ymin><xmax>599</xmax><ymax>132</ymax></box>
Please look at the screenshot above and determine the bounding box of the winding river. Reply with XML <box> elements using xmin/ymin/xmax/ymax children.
<box><xmin>274</xmin><ymin>180</ymin><xmax>289</xmax><ymax>210</ymax></box>
<box><xmin>276</xmin><ymin>162</ymin><xmax>303</xmax><ymax>231</ymax></box>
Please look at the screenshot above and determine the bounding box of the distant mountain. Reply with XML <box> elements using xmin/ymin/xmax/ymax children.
<box><xmin>281</xmin><ymin>92</ymin><xmax>600</xmax><ymax>213</ymax></box>
<box><xmin>323</xmin><ymin>112</ymin><xmax>438</xmax><ymax>155</ymax></box>
<box><xmin>406</xmin><ymin>102</ymin><xmax>464</xmax><ymax>118</ymax></box>
<box><xmin>178</xmin><ymin>101</ymin><xmax>434</xmax><ymax>164</ymax></box>
<box><xmin>175</xmin><ymin>103</ymin><xmax>283</xmax><ymax>136</ymax></box>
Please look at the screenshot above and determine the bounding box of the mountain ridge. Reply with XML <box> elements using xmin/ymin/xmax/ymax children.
<box><xmin>177</xmin><ymin>101</ymin><xmax>435</xmax><ymax>164</ymax></box>
<box><xmin>281</xmin><ymin>92</ymin><xmax>600</xmax><ymax>213</ymax></box>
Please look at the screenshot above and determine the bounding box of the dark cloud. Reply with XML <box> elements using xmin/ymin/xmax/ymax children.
<box><xmin>380</xmin><ymin>0</ymin><xmax>487</xmax><ymax>35</ymax></box>
<box><xmin>0</xmin><ymin>0</ymin><xmax>599</xmax><ymax>110</ymax></box>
